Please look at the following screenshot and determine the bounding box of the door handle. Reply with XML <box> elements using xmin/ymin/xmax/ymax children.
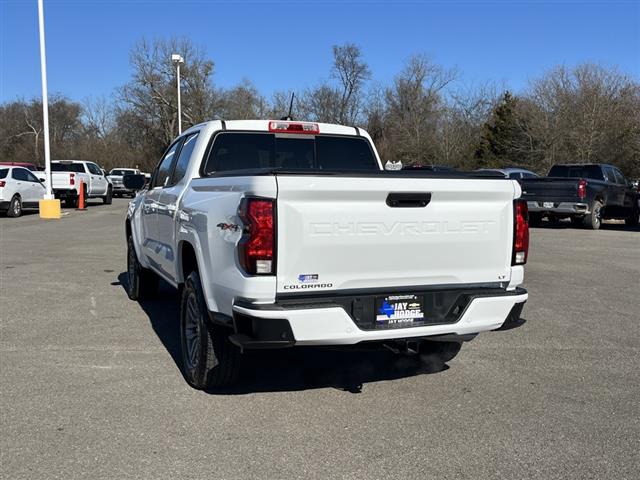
<box><xmin>386</xmin><ymin>192</ymin><xmax>432</xmax><ymax>208</ymax></box>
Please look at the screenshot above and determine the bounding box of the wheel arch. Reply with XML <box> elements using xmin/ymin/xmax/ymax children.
<box><xmin>178</xmin><ymin>240</ymin><xmax>199</xmax><ymax>284</ymax></box>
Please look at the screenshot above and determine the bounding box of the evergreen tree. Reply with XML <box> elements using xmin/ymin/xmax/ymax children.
<box><xmin>474</xmin><ymin>91</ymin><xmax>527</xmax><ymax>168</ymax></box>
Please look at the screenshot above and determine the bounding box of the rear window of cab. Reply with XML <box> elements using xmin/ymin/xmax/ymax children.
<box><xmin>203</xmin><ymin>133</ymin><xmax>378</xmax><ymax>173</ymax></box>
<box><xmin>52</xmin><ymin>163</ymin><xmax>86</xmax><ymax>173</ymax></box>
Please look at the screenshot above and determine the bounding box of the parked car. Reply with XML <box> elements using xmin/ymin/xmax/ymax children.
<box><xmin>0</xmin><ymin>161</ymin><xmax>39</xmax><ymax>172</ymax></box>
<box><xmin>41</xmin><ymin>160</ymin><xmax>113</xmax><ymax>207</ymax></box>
<box><xmin>0</xmin><ymin>166</ymin><xmax>46</xmax><ymax>217</ymax></box>
<box><xmin>124</xmin><ymin>119</ymin><xmax>529</xmax><ymax>389</ymax></box>
<box><xmin>107</xmin><ymin>168</ymin><xmax>143</xmax><ymax>197</ymax></box>
<box><xmin>476</xmin><ymin>168</ymin><xmax>539</xmax><ymax>181</ymax></box>
<box><xmin>521</xmin><ymin>163</ymin><xmax>639</xmax><ymax>229</ymax></box>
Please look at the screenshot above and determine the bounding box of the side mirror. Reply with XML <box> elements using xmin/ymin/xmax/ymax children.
<box><xmin>123</xmin><ymin>174</ymin><xmax>146</xmax><ymax>191</ymax></box>
<box><xmin>38</xmin><ymin>177</ymin><xmax>46</xmax><ymax>183</ymax></box>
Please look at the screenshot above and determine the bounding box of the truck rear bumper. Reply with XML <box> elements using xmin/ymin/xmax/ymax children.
<box><xmin>231</xmin><ymin>287</ymin><xmax>528</xmax><ymax>347</ymax></box>
<box><xmin>527</xmin><ymin>201</ymin><xmax>589</xmax><ymax>215</ymax></box>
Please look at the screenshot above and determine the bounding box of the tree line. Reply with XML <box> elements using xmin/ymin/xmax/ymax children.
<box><xmin>1</xmin><ymin>38</ymin><xmax>638</xmax><ymax>177</ymax></box>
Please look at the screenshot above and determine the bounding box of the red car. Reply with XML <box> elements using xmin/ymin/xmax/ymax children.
<box><xmin>0</xmin><ymin>162</ymin><xmax>38</xmax><ymax>172</ymax></box>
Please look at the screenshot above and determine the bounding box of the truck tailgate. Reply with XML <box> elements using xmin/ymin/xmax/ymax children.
<box><xmin>275</xmin><ymin>175</ymin><xmax>517</xmax><ymax>294</ymax></box>
<box><xmin>521</xmin><ymin>178</ymin><xmax>579</xmax><ymax>202</ymax></box>
<box><xmin>51</xmin><ymin>173</ymin><xmax>74</xmax><ymax>190</ymax></box>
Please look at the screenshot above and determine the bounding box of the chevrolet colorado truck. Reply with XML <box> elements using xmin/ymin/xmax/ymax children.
<box><xmin>124</xmin><ymin>120</ymin><xmax>529</xmax><ymax>388</ymax></box>
<box><xmin>521</xmin><ymin>163</ymin><xmax>639</xmax><ymax>229</ymax></box>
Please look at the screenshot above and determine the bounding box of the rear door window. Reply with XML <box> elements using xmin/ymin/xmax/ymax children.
<box><xmin>603</xmin><ymin>166</ymin><xmax>616</xmax><ymax>183</ymax></box>
<box><xmin>203</xmin><ymin>133</ymin><xmax>378</xmax><ymax>173</ymax></box>
<box><xmin>612</xmin><ymin>169</ymin><xmax>626</xmax><ymax>185</ymax></box>
<box><xmin>12</xmin><ymin>168</ymin><xmax>29</xmax><ymax>181</ymax></box>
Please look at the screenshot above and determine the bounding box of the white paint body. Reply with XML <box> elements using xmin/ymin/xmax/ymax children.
<box><xmin>127</xmin><ymin>120</ymin><xmax>528</xmax><ymax>345</ymax></box>
<box><xmin>0</xmin><ymin>166</ymin><xmax>46</xmax><ymax>212</ymax></box>
<box><xmin>37</xmin><ymin>160</ymin><xmax>110</xmax><ymax>199</ymax></box>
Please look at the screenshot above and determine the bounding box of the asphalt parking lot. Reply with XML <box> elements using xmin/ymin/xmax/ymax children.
<box><xmin>1</xmin><ymin>199</ymin><xmax>639</xmax><ymax>479</ymax></box>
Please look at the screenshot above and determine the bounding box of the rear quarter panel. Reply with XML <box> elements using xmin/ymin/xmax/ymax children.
<box><xmin>178</xmin><ymin>175</ymin><xmax>278</xmax><ymax>315</ymax></box>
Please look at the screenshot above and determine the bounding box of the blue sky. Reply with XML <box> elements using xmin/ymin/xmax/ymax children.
<box><xmin>1</xmin><ymin>0</ymin><xmax>639</xmax><ymax>103</ymax></box>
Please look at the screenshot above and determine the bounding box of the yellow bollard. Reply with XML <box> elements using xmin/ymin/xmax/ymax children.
<box><xmin>39</xmin><ymin>198</ymin><xmax>61</xmax><ymax>219</ymax></box>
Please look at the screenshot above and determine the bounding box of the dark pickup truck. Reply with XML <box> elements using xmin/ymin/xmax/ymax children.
<box><xmin>521</xmin><ymin>164</ymin><xmax>639</xmax><ymax>229</ymax></box>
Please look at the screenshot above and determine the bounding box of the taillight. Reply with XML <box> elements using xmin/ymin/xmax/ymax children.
<box><xmin>268</xmin><ymin>121</ymin><xmax>319</xmax><ymax>134</ymax></box>
<box><xmin>0</xmin><ymin>181</ymin><xmax>5</xmax><ymax>187</ymax></box>
<box><xmin>512</xmin><ymin>200</ymin><xmax>529</xmax><ymax>265</ymax></box>
<box><xmin>577</xmin><ymin>179</ymin><xmax>587</xmax><ymax>200</ymax></box>
<box><xmin>238</xmin><ymin>198</ymin><xmax>275</xmax><ymax>275</ymax></box>
<box><xmin>70</xmin><ymin>173</ymin><xmax>75</xmax><ymax>186</ymax></box>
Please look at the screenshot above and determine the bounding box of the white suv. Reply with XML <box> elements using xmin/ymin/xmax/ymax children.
<box><xmin>0</xmin><ymin>166</ymin><xmax>46</xmax><ymax>217</ymax></box>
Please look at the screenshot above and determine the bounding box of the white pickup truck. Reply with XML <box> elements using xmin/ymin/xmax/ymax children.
<box><xmin>124</xmin><ymin>120</ymin><xmax>529</xmax><ymax>389</ymax></box>
<box><xmin>108</xmin><ymin>168</ymin><xmax>143</xmax><ymax>197</ymax></box>
<box><xmin>48</xmin><ymin>160</ymin><xmax>113</xmax><ymax>207</ymax></box>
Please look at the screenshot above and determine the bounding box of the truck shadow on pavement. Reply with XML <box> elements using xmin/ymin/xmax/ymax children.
<box><xmin>116</xmin><ymin>273</ymin><xmax>449</xmax><ymax>394</ymax></box>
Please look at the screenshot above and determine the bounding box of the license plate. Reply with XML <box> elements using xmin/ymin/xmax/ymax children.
<box><xmin>543</xmin><ymin>202</ymin><xmax>554</xmax><ymax>209</ymax></box>
<box><xmin>375</xmin><ymin>294</ymin><xmax>425</xmax><ymax>329</ymax></box>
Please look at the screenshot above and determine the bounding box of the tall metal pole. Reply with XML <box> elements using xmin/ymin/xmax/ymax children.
<box><xmin>176</xmin><ymin>62</ymin><xmax>182</xmax><ymax>135</ymax></box>
<box><xmin>37</xmin><ymin>0</ymin><xmax>53</xmax><ymax>199</ymax></box>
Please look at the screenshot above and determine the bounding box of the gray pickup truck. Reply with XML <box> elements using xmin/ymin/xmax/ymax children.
<box><xmin>521</xmin><ymin>164</ymin><xmax>639</xmax><ymax>229</ymax></box>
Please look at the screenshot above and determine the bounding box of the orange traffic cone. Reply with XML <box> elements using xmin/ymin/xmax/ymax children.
<box><xmin>76</xmin><ymin>180</ymin><xmax>87</xmax><ymax>210</ymax></box>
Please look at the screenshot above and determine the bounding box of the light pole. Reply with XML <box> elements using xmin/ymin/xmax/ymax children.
<box><xmin>38</xmin><ymin>0</ymin><xmax>52</xmax><ymax>199</ymax></box>
<box><xmin>37</xmin><ymin>0</ymin><xmax>60</xmax><ymax>218</ymax></box>
<box><xmin>172</xmin><ymin>54</ymin><xmax>184</xmax><ymax>135</ymax></box>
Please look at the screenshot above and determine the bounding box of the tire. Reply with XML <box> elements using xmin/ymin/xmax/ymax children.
<box><xmin>103</xmin><ymin>186</ymin><xmax>113</xmax><ymax>205</ymax></box>
<box><xmin>7</xmin><ymin>195</ymin><xmax>22</xmax><ymax>218</ymax></box>
<box><xmin>419</xmin><ymin>340</ymin><xmax>462</xmax><ymax>364</ymax></box>
<box><xmin>583</xmin><ymin>200</ymin><xmax>603</xmax><ymax>230</ymax></box>
<box><xmin>126</xmin><ymin>235</ymin><xmax>158</xmax><ymax>301</ymax></box>
<box><xmin>625</xmin><ymin>204</ymin><xmax>639</xmax><ymax>227</ymax></box>
<box><xmin>180</xmin><ymin>271</ymin><xmax>241</xmax><ymax>389</ymax></box>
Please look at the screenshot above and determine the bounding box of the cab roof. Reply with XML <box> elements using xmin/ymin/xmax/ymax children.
<box><xmin>185</xmin><ymin>120</ymin><xmax>370</xmax><ymax>140</ymax></box>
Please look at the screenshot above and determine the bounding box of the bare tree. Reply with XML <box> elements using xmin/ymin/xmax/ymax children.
<box><xmin>383</xmin><ymin>55</ymin><xmax>457</xmax><ymax>164</ymax></box>
<box><xmin>82</xmin><ymin>96</ymin><xmax>115</xmax><ymax>146</ymax></box>
<box><xmin>332</xmin><ymin>43</ymin><xmax>371</xmax><ymax>124</ymax></box>
<box><xmin>218</xmin><ymin>79</ymin><xmax>267</xmax><ymax>120</ymax></box>
<box><xmin>300</xmin><ymin>43</ymin><xmax>371</xmax><ymax>125</ymax></box>
<box><xmin>119</xmin><ymin>37</ymin><xmax>216</xmax><ymax>152</ymax></box>
<box><xmin>525</xmin><ymin>63</ymin><xmax>640</xmax><ymax>174</ymax></box>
